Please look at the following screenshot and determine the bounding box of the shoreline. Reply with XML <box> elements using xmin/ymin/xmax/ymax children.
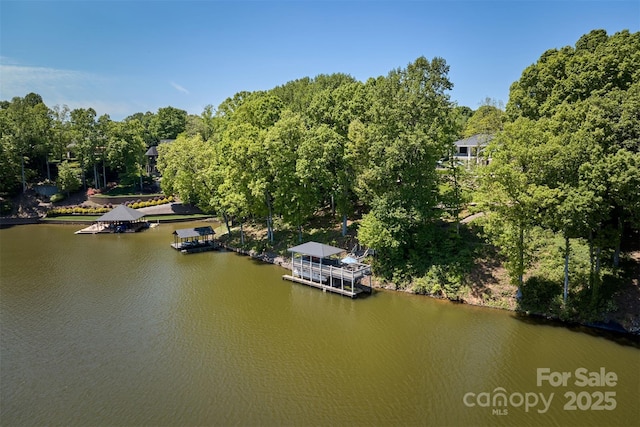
<box><xmin>219</xmin><ymin>241</ymin><xmax>640</xmax><ymax>343</ymax></box>
<box><xmin>2</xmin><ymin>218</ymin><xmax>638</xmax><ymax>342</ymax></box>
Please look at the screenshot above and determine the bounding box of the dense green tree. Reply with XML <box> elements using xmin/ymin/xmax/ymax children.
<box><xmin>157</xmin><ymin>134</ymin><xmax>214</xmax><ymax>208</ymax></box>
<box><xmin>480</xmin><ymin>118</ymin><xmax>551</xmax><ymax>288</ymax></box>
<box><xmin>56</xmin><ymin>160</ymin><xmax>81</xmax><ymax>195</ymax></box>
<box><xmin>151</xmin><ymin>106</ymin><xmax>187</xmax><ymax>141</ymax></box>
<box><xmin>70</xmin><ymin>107</ymin><xmax>99</xmax><ymax>189</ymax></box>
<box><xmin>106</xmin><ymin>119</ymin><xmax>147</xmax><ymax>189</ymax></box>
<box><xmin>125</xmin><ymin>111</ymin><xmax>156</xmax><ymax>147</ymax></box>
<box><xmin>453</xmin><ymin>105</ymin><xmax>473</xmax><ymax>137</ymax></box>
<box><xmin>0</xmin><ymin>94</ymin><xmax>52</xmax><ymax>192</ymax></box>
<box><xmin>264</xmin><ymin>111</ymin><xmax>310</xmax><ymax>241</ymax></box>
<box><xmin>305</xmin><ymin>81</ymin><xmax>369</xmax><ymax>234</ymax></box>
<box><xmin>463</xmin><ymin>99</ymin><xmax>505</xmax><ymax>137</ymax></box>
<box><xmin>490</xmin><ymin>29</ymin><xmax>640</xmax><ymax>311</ymax></box>
<box><xmin>272</xmin><ymin>73</ymin><xmax>356</xmax><ymax>114</ymax></box>
<box><xmin>215</xmin><ymin>122</ymin><xmax>263</xmax><ymax>238</ymax></box>
<box><xmin>0</xmin><ymin>134</ymin><xmax>21</xmax><ymax>195</ymax></box>
<box><xmin>507</xmin><ymin>29</ymin><xmax>640</xmax><ymax>121</ymax></box>
<box><xmin>49</xmin><ymin>105</ymin><xmax>72</xmax><ymax>164</ymax></box>
<box><xmin>234</xmin><ymin>93</ymin><xmax>284</xmax><ymax>130</ymax></box>
<box><xmin>355</xmin><ymin>57</ymin><xmax>458</xmax><ymax>277</ymax></box>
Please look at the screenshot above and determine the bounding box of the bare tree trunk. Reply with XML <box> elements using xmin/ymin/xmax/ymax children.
<box><xmin>222</xmin><ymin>212</ymin><xmax>232</xmax><ymax>236</ymax></box>
<box><xmin>588</xmin><ymin>233</ymin><xmax>595</xmax><ymax>290</ymax></box>
<box><xmin>592</xmin><ymin>246</ymin><xmax>601</xmax><ymax>305</ymax></box>
<box><xmin>266</xmin><ymin>194</ymin><xmax>274</xmax><ymax>243</ymax></box>
<box><xmin>21</xmin><ymin>156</ymin><xmax>26</xmax><ymax>193</ymax></box>
<box><xmin>331</xmin><ymin>194</ymin><xmax>335</xmax><ymax>216</ymax></box>
<box><xmin>46</xmin><ymin>154</ymin><xmax>51</xmax><ymax>182</ymax></box>
<box><xmin>342</xmin><ymin>213</ymin><xmax>348</xmax><ymax>237</ymax></box>
<box><xmin>518</xmin><ymin>225</ymin><xmax>524</xmax><ymax>289</ymax></box>
<box><xmin>613</xmin><ymin>217</ymin><xmax>623</xmax><ymax>267</ymax></box>
<box><xmin>563</xmin><ymin>234</ymin><xmax>570</xmax><ymax>305</ymax></box>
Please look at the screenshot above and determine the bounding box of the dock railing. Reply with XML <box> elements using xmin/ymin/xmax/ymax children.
<box><xmin>292</xmin><ymin>257</ymin><xmax>371</xmax><ymax>287</ymax></box>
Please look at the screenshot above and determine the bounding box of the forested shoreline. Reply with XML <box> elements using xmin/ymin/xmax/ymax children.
<box><xmin>2</xmin><ymin>29</ymin><xmax>638</xmax><ymax>331</ymax></box>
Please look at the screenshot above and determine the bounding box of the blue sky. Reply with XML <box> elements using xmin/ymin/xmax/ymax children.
<box><xmin>1</xmin><ymin>1</ymin><xmax>638</xmax><ymax>120</ymax></box>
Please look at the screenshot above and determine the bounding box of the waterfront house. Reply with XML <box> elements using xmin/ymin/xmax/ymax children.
<box><xmin>453</xmin><ymin>134</ymin><xmax>493</xmax><ymax>165</ymax></box>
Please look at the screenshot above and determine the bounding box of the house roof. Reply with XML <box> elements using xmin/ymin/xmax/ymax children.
<box><xmin>173</xmin><ymin>226</ymin><xmax>215</xmax><ymax>239</ymax></box>
<box><xmin>145</xmin><ymin>146</ymin><xmax>158</xmax><ymax>157</ymax></box>
<box><xmin>96</xmin><ymin>204</ymin><xmax>146</xmax><ymax>222</ymax></box>
<box><xmin>454</xmin><ymin>134</ymin><xmax>494</xmax><ymax>148</ymax></box>
<box><xmin>288</xmin><ymin>241</ymin><xmax>345</xmax><ymax>258</ymax></box>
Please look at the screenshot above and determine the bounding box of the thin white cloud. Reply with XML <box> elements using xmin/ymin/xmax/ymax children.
<box><xmin>170</xmin><ymin>81</ymin><xmax>189</xmax><ymax>94</ymax></box>
<box><xmin>0</xmin><ymin>60</ymin><xmax>143</xmax><ymax>119</ymax></box>
<box><xmin>0</xmin><ymin>63</ymin><xmax>97</xmax><ymax>98</ymax></box>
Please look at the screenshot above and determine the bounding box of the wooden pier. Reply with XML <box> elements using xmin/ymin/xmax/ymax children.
<box><xmin>75</xmin><ymin>221</ymin><xmax>155</xmax><ymax>234</ymax></box>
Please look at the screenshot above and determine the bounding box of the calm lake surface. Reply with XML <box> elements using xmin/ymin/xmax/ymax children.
<box><xmin>1</xmin><ymin>223</ymin><xmax>638</xmax><ymax>426</ymax></box>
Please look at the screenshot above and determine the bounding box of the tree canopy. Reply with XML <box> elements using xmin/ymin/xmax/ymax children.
<box><xmin>483</xmin><ymin>29</ymin><xmax>640</xmax><ymax>314</ymax></box>
<box><xmin>2</xmin><ymin>30</ymin><xmax>638</xmax><ymax>321</ymax></box>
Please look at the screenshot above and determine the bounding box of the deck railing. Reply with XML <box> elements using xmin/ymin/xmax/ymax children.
<box><xmin>292</xmin><ymin>258</ymin><xmax>371</xmax><ymax>284</ymax></box>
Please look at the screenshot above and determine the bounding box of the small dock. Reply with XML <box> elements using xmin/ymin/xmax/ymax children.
<box><xmin>170</xmin><ymin>240</ymin><xmax>220</xmax><ymax>254</ymax></box>
<box><xmin>283</xmin><ymin>241</ymin><xmax>373</xmax><ymax>298</ymax></box>
<box><xmin>75</xmin><ymin>205</ymin><xmax>150</xmax><ymax>234</ymax></box>
<box><xmin>75</xmin><ymin>222</ymin><xmax>154</xmax><ymax>234</ymax></box>
<box><xmin>171</xmin><ymin>226</ymin><xmax>218</xmax><ymax>254</ymax></box>
<box><xmin>75</xmin><ymin>223</ymin><xmax>108</xmax><ymax>234</ymax></box>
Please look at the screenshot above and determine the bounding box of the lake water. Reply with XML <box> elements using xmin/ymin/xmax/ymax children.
<box><xmin>1</xmin><ymin>223</ymin><xmax>638</xmax><ymax>426</ymax></box>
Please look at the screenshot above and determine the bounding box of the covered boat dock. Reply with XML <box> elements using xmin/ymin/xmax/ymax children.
<box><xmin>283</xmin><ymin>241</ymin><xmax>372</xmax><ymax>298</ymax></box>
<box><xmin>75</xmin><ymin>205</ymin><xmax>149</xmax><ymax>234</ymax></box>
<box><xmin>171</xmin><ymin>226</ymin><xmax>219</xmax><ymax>253</ymax></box>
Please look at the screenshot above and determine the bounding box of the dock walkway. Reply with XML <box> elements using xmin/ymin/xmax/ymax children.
<box><xmin>170</xmin><ymin>241</ymin><xmax>220</xmax><ymax>254</ymax></box>
<box><xmin>75</xmin><ymin>223</ymin><xmax>108</xmax><ymax>234</ymax></box>
<box><xmin>282</xmin><ymin>275</ymin><xmax>364</xmax><ymax>298</ymax></box>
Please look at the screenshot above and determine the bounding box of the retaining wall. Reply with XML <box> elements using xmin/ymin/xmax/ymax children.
<box><xmin>88</xmin><ymin>194</ymin><xmax>163</xmax><ymax>205</ymax></box>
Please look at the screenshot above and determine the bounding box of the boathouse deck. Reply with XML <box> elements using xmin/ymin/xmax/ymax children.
<box><xmin>75</xmin><ymin>205</ymin><xmax>151</xmax><ymax>234</ymax></box>
<box><xmin>171</xmin><ymin>226</ymin><xmax>219</xmax><ymax>253</ymax></box>
<box><xmin>283</xmin><ymin>241</ymin><xmax>372</xmax><ymax>298</ymax></box>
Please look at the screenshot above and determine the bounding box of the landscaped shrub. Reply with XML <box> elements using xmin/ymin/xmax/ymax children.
<box><xmin>46</xmin><ymin>205</ymin><xmax>110</xmax><ymax>217</ymax></box>
<box><xmin>412</xmin><ymin>264</ymin><xmax>465</xmax><ymax>299</ymax></box>
<box><xmin>50</xmin><ymin>193</ymin><xmax>66</xmax><ymax>203</ymax></box>
<box><xmin>0</xmin><ymin>198</ymin><xmax>12</xmax><ymax>215</ymax></box>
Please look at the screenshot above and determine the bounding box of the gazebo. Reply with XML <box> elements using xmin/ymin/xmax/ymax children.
<box><xmin>95</xmin><ymin>204</ymin><xmax>148</xmax><ymax>233</ymax></box>
<box><xmin>145</xmin><ymin>145</ymin><xmax>159</xmax><ymax>175</ymax></box>
<box><xmin>284</xmin><ymin>241</ymin><xmax>372</xmax><ymax>298</ymax></box>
